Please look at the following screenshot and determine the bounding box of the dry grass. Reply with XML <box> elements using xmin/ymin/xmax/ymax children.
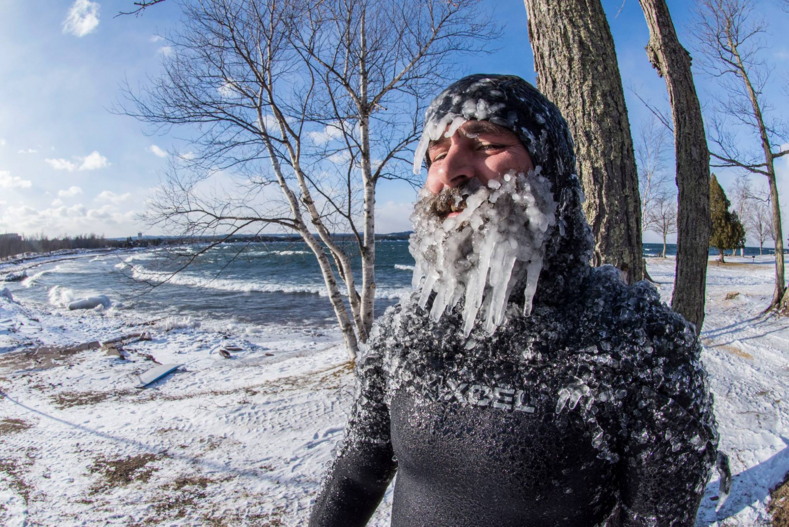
<box><xmin>88</xmin><ymin>453</ymin><xmax>164</xmax><ymax>493</ymax></box>
<box><xmin>769</xmin><ymin>472</ymin><xmax>789</xmax><ymax>527</ymax></box>
<box><xmin>0</xmin><ymin>456</ymin><xmax>33</xmax><ymax>506</ymax></box>
<box><xmin>0</xmin><ymin>418</ymin><xmax>33</xmax><ymax>434</ymax></box>
<box><xmin>720</xmin><ymin>344</ymin><xmax>754</xmax><ymax>360</ymax></box>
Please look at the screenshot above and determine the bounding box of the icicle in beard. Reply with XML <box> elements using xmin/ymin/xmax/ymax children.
<box><xmin>409</xmin><ymin>167</ymin><xmax>557</xmax><ymax>336</ymax></box>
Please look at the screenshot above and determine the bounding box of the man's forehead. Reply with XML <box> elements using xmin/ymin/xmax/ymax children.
<box><xmin>429</xmin><ymin>120</ymin><xmax>515</xmax><ymax>148</ymax></box>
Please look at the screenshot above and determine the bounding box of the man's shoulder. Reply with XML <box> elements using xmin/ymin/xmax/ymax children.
<box><xmin>582</xmin><ymin>265</ymin><xmax>699</xmax><ymax>355</ymax></box>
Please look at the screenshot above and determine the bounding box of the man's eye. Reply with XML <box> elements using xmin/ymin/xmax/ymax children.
<box><xmin>479</xmin><ymin>143</ymin><xmax>504</xmax><ymax>152</ymax></box>
<box><xmin>431</xmin><ymin>151</ymin><xmax>447</xmax><ymax>162</ymax></box>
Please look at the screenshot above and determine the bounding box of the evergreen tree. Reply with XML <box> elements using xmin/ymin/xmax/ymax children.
<box><xmin>709</xmin><ymin>174</ymin><xmax>746</xmax><ymax>263</ymax></box>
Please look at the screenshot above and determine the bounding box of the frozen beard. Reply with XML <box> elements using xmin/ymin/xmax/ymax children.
<box><xmin>409</xmin><ymin>169</ymin><xmax>557</xmax><ymax>337</ymax></box>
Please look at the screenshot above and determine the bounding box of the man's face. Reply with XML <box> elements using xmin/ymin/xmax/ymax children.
<box><xmin>425</xmin><ymin>120</ymin><xmax>534</xmax><ymax>211</ymax></box>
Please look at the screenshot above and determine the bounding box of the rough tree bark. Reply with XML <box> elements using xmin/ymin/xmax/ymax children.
<box><xmin>523</xmin><ymin>0</ymin><xmax>643</xmax><ymax>284</ymax></box>
<box><xmin>639</xmin><ymin>0</ymin><xmax>710</xmax><ymax>332</ymax></box>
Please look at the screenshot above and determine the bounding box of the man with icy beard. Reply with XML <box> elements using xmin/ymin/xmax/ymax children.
<box><xmin>310</xmin><ymin>75</ymin><xmax>718</xmax><ymax>527</ymax></box>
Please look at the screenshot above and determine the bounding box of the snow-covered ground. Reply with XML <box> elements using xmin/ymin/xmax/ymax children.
<box><xmin>0</xmin><ymin>254</ymin><xmax>787</xmax><ymax>526</ymax></box>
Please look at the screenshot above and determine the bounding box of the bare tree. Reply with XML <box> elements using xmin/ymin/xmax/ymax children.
<box><xmin>734</xmin><ymin>179</ymin><xmax>775</xmax><ymax>255</ymax></box>
<box><xmin>119</xmin><ymin>0</ymin><xmax>167</xmax><ymax>16</ymax></box>
<box><xmin>639</xmin><ymin>0</ymin><xmax>711</xmax><ymax>332</ymax></box>
<box><xmin>694</xmin><ymin>0</ymin><xmax>789</xmax><ymax>313</ymax></box>
<box><xmin>646</xmin><ymin>193</ymin><xmax>678</xmax><ymax>258</ymax></box>
<box><xmin>730</xmin><ymin>176</ymin><xmax>753</xmax><ymax>256</ymax></box>
<box><xmin>635</xmin><ymin>116</ymin><xmax>678</xmax><ymax>260</ymax></box>
<box><xmin>121</xmin><ymin>0</ymin><xmax>494</xmax><ymax>360</ymax></box>
<box><xmin>635</xmin><ymin>116</ymin><xmax>673</xmax><ymax>235</ymax></box>
<box><xmin>523</xmin><ymin>0</ymin><xmax>644</xmax><ymax>285</ymax></box>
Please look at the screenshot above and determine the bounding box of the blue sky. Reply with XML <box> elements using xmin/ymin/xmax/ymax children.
<box><xmin>1</xmin><ymin>0</ymin><xmax>788</xmax><ymax>245</ymax></box>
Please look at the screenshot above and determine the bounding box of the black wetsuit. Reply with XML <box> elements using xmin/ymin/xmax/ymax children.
<box><xmin>309</xmin><ymin>267</ymin><xmax>717</xmax><ymax>526</ymax></box>
<box><xmin>309</xmin><ymin>74</ymin><xmax>717</xmax><ymax>526</ymax></box>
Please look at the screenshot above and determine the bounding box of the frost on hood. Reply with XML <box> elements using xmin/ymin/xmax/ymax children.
<box><xmin>409</xmin><ymin>169</ymin><xmax>557</xmax><ymax>335</ymax></box>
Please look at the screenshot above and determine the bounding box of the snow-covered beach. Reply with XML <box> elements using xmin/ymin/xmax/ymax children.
<box><xmin>1</xmin><ymin>252</ymin><xmax>788</xmax><ymax>526</ymax></box>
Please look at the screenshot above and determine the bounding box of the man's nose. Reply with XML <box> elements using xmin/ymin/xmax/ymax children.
<box><xmin>435</xmin><ymin>145</ymin><xmax>474</xmax><ymax>189</ymax></box>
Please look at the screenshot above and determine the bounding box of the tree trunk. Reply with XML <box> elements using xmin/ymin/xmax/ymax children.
<box><xmin>358</xmin><ymin>7</ymin><xmax>376</xmax><ymax>341</ymax></box>
<box><xmin>523</xmin><ymin>0</ymin><xmax>643</xmax><ymax>284</ymax></box>
<box><xmin>719</xmin><ymin>249</ymin><xmax>725</xmax><ymax>264</ymax></box>
<box><xmin>662</xmin><ymin>234</ymin><xmax>667</xmax><ymax>258</ymax></box>
<box><xmin>639</xmin><ymin>0</ymin><xmax>710</xmax><ymax>333</ymax></box>
<box><xmin>728</xmin><ymin>32</ymin><xmax>787</xmax><ymax>313</ymax></box>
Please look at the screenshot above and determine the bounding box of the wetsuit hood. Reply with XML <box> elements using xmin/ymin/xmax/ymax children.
<box><xmin>414</xmin><ymin>74</ymin><xmax>595</xmax><ymax>306</ymax></box>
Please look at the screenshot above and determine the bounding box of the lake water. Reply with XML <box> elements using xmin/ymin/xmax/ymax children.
<box><xmin>6</xmin><ymin>241</ymin><xmax>778</xmax><ymax>329</ymax></box>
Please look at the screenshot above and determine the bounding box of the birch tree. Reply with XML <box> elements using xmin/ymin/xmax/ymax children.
<box><xmin>122</xmin><ymin>0</ymin><xmax>493</xmax><ymax>359</ymax></box>
<box><xmin>638</xmin><ymin>0</ymin><xmax>711</xmax><ymax>331</ymax></box>
<box><xmin>694</xmin><ymin>0</ymin><xmax>789</xmax><ymax>313</ymax></box>
<box><xmin>522</xmin><ymin>0</ymin><xmax>644</xmax><ymax>285</ymax></box>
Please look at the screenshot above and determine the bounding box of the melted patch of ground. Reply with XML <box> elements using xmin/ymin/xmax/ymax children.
<box><xmin>128</xmin><ymin>361</ymin><xmax>354</xmax><ymax>405</ymax></box>
<box><xmin>88</xmin><ymin>453</ymin><xmax>163</xmax><ymax>493</ymax></box>
<box><xmin>0</xmin><ymin>342</ymin><xmax>101</xmax><ymax>373</ymax></box>
<box><xmin>52</xmin><ymin>388</ymin><xmax>138</xmax><ymax>408</ymax></box>
<box><xmin>201</xmin><ymin>505</ymin><xmax>286</xmax><ymax>527</ymax></box>
<box><xmin>769</xmin><ymin>472</ymin><xmax>789</xmax><ymax>527</ymax></box>
<box><xmin>0</xmin><ymin>454</ymin><xmax>34</xmax><ymax>506</ymax></box>
<box><xmin>0</xmin><ymin>418</ymin><xmax>33</xmax><ymax>434</ymax></box>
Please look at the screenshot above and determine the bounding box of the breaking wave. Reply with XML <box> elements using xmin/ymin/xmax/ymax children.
<box><xmin>130</xmin><ymin>266</ymin><xmax>409</xmax><ymax>300</ymax></box>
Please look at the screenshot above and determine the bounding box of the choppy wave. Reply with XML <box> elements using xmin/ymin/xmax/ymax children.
<box><xmin>130</xmin><ymin>265</ymin><xmax>409</xmax><ymax>299</ymax></box>
<box><xmin>21</xmin><ymin>269</ymin><xmax>51</xmax><ymax>288</ymax></box>
<box><xmin>48</xmin><ymin>285</ymin><xmax>76</xmax><ymax>307</ymax></box>
<box><xmin>394</xmin><ymin>264</ymin><xmax>415</xmax><ymax>271</ymax></box>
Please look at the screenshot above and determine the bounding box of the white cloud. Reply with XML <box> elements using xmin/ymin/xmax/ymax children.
<box><xmin>375</xmin><ymin>200</ymin><xmax>415</xmax><ymax>233</ymax></box>
<box><xmin>309</xmin><ymin>122</ymin><xmax>345</xmax><ymax>145</ymax></box>
<box><xmin>150</xmin><ymin>35</ymin><xmax>164</xmax><ymax>43</ymax></box>
<box><xmin>62</xmin><ymin>0</ymin><xmax>100</xmax><ymax>38</ymax></box>
<box><xmin>178</xmin><ymin>151</ymin><xmax>196</xmax><ymax>160</ymax></box>
<box><xmin>51</xmin><ymin>199</ymin><xmax>64</xmax><ymax>207</ymax></box>
<box><xmin>328</xmin><ymin>150</ymin><xmax>352</xmax><ymax>165</ymax></box>
<box><xmin>0</xmin><ymin>139</ymin><xmax>6</xmax><ymax>147</ymax></box>
<box><xmin>774</xmin><ymin>49</ymin><xmax>789</xmax><ymax>61</ymax></box>
<box><xmin>0</xmin><ymin>170</ymin><xmax>32</xmax><ymax>189</ymax></box>
<box><xmin>149</xmin><ymin>145</ymin><xmax>168</xmax><ymax>158</ymax></box>
<box><xmin>158</xmin><ymin>46</ymin><xmax>174</xmax><ymax>56</ymax></box>
<box><xmin>44</xmin><ymin>159</ymin><xmax>77</xmax><ymax>172</ymax></box>
<box><xmin>58</xmin><ymin>186</ymin><xmax>83</xmax><ymax>198</ymax></box>
<box><xmin>1</xmin><ymin>203</ymin><xmax>138</xmax><ymax>236</ymax></box>
<box><xmin>96</xmin><ymin>190</ymin><xmax>131</xmax><ymax>203</ymax></box>
<box><xmin>79</xmin><ymin>151</ymin><xmax>109</xmax><ymax>170</ymax></box>
<box><xmin>45</xmin><ymin>158</ymin><xmax>78</xmax><ymax>171</ymax></box>
<box><xmin>45</xmin><ymin>151</ymin><xmax>109</xmax><ymax>172</ymax></box>
<box><xmin>17</xmin><ymin>149</ymin><xmax>37</xmax><ymax>154</ymax></box>
<box><xmin>218</xmin><ymin>81</ymin><xmax>238</xmax><ymax>98</ymax></box>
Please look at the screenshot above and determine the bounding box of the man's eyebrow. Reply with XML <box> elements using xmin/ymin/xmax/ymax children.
<box><xmin>460</xmin><ymin>121</ymin><xmax>510</xmax><ymax>136</ymax></box>
<box><xmin>427</xmin><ymin>135</ymin><xmax>451</xmax><ymax>155</ymax></box>
<box><xmin>428</xmin><ymin>121</ymin><xmax>513</xmax><ymax>154</ymax></box>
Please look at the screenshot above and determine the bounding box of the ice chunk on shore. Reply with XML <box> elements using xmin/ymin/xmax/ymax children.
<box><xmin>68</xmin><ymin>295</ymin><xmax>112</xmax><ymax>311</ymax></box>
